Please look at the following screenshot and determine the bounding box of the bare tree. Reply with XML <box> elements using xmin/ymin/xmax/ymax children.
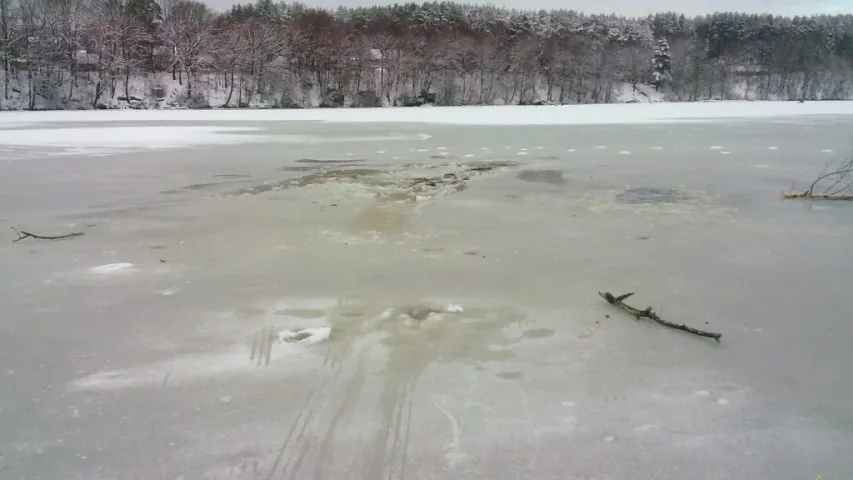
<box><xmin>85</xmin><ymin>12</ymin><xmax>140</xmax><ymax>107</ymax></box>
<box><xmin>161</xmin><ymin>0</ymin><xmax>215</xmax><ymax>99</ymax></box>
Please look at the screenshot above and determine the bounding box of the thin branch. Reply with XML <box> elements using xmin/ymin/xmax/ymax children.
<box><xmin>785</xmin><ymin>155</ymin><xmax>853</xmax><ymax>200</ymax></box>
<box><xmin>599</xmin><ymin>291</ymin><xmax>722</xmax><ymax>343</ymax></box>
<box><xmin>11</xmin><ymin>226</ymin><xmax>84</xmax><ymax>242</ymax></box>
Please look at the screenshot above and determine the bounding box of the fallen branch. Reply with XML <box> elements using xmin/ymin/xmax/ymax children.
<box><xmin>780</xmin><ymin>191</ymin><xmax>853</xmax><ymax>200</ymax></box>
<box><xmin>11</xmin><ymin>226</ymin><xmax>84</xmax><ymax>243</ymax></box>
<box><xmin>783</xmin><ymin>155</ymin><xmax>853</xmax><ymax>200</ymax></box>
<box><xmin>598</xmin><ymin>291</ymin><xmax>722</xmax><ymax>343</ymax></box>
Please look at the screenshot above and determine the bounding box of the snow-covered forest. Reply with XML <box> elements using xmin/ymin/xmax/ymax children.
<box><xmin>1</xmin><ymin>0</ymin><xmax>852</xmax><ymax>110</ymax></box>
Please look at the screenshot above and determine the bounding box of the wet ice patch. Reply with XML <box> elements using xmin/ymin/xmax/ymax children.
<box><xmin>709</xmin><ymin>145</ymin><xmax>724</xmax><ymax>150</ymax></box>
<box><xmin>717</xmin><ymin>398</ymin><xmax>730</xmax><ymax>405</ymax></box>
<box><xmin>517</xmin><ymin>169</ymin><xmax>566</xmax><ymax>185</ymax></box>
<box><xmin>720</xmin><ymin>151</ymin><xmax>731</xmax><ymax>155</ymax></box>
<box><xmin>767</xmin><ymin>146</ymin><xmax>778</xmax><ymax>150</ymax></box>
<box><xmin>652</xmin><ymin>146</ymin><xmax>663</xmax><ymax>150</ymax></box>
<box><xmin>89</xmin><ymin>263</ymin><xmax>135</xmax><ymax>274</ymax></box>
<box><xmin>618</xmin><ymin>150</ymin><xmax>631</xmax><ymax>155</ymax></box>
<box><xmin>594</xmin><ymin>146</ymin><xmax>607</xmax><ymax>150</ymax></box>
<box><xmin>516</xmin><ymin>151</ymin><xmax>529</xmax><ymax>156</ymax></box>
<box><xmin>821</xmin><ymin>149</ymin><xmax>834</xmax><ymax>153</ymax></box>
<box><xmin>463</xmin><ymin>154</ymin><xmax>475</xmax><ymax>158</ymax></box>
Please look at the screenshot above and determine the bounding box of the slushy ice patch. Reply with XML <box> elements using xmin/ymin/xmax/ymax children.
<box><xmin>517</xmin><ymin>169</ymin><xmax>567</xmax><ymax>185</ymax></box>
<box><xmin>616</xmin><ymin>188</ymin><xmax>690</xmax><ymax>205</ymax></box>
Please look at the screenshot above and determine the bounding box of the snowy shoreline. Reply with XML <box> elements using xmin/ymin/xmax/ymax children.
<box><xmin>3</xmin><ymin>100</ymin><xmax>853</xmax><ymax>127</ymax></box>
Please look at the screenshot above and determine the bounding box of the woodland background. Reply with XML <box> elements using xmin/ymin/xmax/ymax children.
<box><xmin>1</xmin><ymin>0</ymin><xmax>851</xmax><ymax>109</ymax></box>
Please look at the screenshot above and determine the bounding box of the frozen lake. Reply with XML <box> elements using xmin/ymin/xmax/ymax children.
<box><xmin>1</xmin><ymin>107</ymin><xmax>852</xmax><ymax>479</ymax></box>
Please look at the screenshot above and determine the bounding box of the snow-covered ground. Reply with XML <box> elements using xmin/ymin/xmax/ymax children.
<box><xmin>1</xmin><ymin>104</ymin><xmax>852</xmax><ymax>479</ymax></box>
<box><xmin>2</xmin><ymin>100</ymin><xmax>853</xmax><ymax>128</ymax></box>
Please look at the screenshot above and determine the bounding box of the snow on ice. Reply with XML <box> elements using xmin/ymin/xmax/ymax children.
<box><xmin>2</xmin><ymin>101</ymin><xmax>853</xmax><ymax>128</ymax></box>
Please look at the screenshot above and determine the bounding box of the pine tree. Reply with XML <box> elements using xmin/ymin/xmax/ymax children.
<box><xmin>651</xmin><ymin>37</ymin><xmax>672</xmax><ymax>91</ymax></box>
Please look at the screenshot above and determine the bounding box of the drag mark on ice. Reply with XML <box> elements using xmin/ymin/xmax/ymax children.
<box><xmin>432</xmin><ymin>398</ymin><xmax>465</xmax><ymax>468</ymax></box>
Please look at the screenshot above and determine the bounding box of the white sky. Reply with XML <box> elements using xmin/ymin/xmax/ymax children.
<box><xmin>200</xmin><ymin>0</ymin><xmax>852</xmax><ymax>16</ymax></box>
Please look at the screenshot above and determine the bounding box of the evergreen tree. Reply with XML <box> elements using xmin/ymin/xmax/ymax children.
<box><xmin>651</xmin><ymin>37</ymin><xmax>672</xmax><ymax>91</ymax></box>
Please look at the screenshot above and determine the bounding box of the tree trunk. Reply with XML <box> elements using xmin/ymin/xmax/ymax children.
<box><xmin>224</xmin><ymin>67</ymin><xmax>235</xmax><ymax>106</ymax></box>
<box><xmin>124</xmin><ymin>68</ymin><xmax>130</xmax><ymax>101</ymax></box>
<box><xmin>92</xmin><ymin>78</ymin><xmax>102</xmax><ymax>108</ymax></box>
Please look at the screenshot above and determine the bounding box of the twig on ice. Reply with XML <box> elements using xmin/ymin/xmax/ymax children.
<box><xmin>782</xmin><ymin>155</ymin><xmax>853</xmax><ymax>200</ymax></box>
<box><xmin>598</xmin><ymin>291</ymin><xmax>722</xmax><ymax>343</ymax></box>
<box><xmin>11</xmin><ymin>227</ymin><xmax>84</xmax><ymax>243</ymax></box>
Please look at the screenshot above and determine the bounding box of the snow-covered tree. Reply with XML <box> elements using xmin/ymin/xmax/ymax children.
<box><xmin>651</xmin><ymin>37</ymin><xmax>672</xmax><ymax>91</ymax></box>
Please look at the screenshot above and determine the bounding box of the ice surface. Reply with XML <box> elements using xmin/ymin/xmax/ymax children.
<box><xmin>0</xmin><ymin>125</ymin><xmax>267</xmax><ymax>149</ymax></box>
<box><xmin>277</xmin><ymin>325</ymin><xmax>332</xmax><ymax>344</ymax></box>
<box><xmin>1</xmin><ymin>107</ymin><xmax>852</xmax><ymax>480</ymax></box>
<box><xmin>89</xmin><ymin>262</ymin><xmax>135</xmax><ymax>274</ymax></box>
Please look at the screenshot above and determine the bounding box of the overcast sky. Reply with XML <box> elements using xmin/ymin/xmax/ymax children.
<box><xmin>200</xmin><ymin>0</ymin><xmax>852</xmax><ymax>16</ymax></box>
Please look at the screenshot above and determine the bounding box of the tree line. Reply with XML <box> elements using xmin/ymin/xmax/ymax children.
<box><xmin>0</xmin><ymin>0</ymin><xmax>851</xmax><ymax>109</ymax></box>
